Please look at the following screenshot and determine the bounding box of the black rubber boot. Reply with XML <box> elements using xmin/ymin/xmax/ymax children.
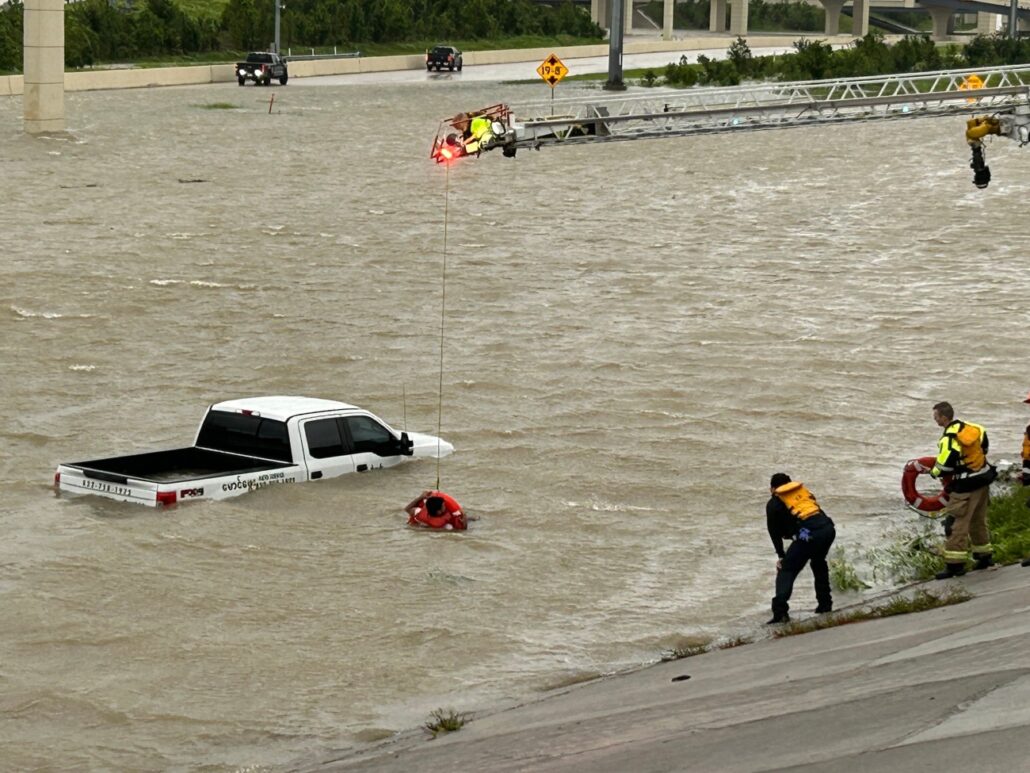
<box><xmin>766</xmin><ymin>612</ymin><xmax>790</xmax><ymax>625</ymax></box>
<box><xmin>814</xmin><ymin>603</ymin><xmax>832</xmax><ymax>614</ymax></box>
<box><xmin>1021</xmin><ymin>557</ymin><xmax>1030</xmax><ymax>567</ymax></box>
<box><xmin>935</xmin><ymin>563</ymin><xmax>967</xmax><ymax>580</ymax></box>
<box><xmin>972</xmin><ymin>553</ymin><xmax>994</xmax><ymax>571</ymax></box>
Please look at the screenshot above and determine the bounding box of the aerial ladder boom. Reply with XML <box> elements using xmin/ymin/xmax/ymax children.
<box><xmin>430</xmin><ymin>64</ymin><xmax>1030</xmax><ymax>188</ymax></box>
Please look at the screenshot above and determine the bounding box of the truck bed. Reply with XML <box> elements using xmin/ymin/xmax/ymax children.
<box><xmin>65</xmin><ymin>447</ymin><xmax>293</xmax><ymax>484</ymax></box>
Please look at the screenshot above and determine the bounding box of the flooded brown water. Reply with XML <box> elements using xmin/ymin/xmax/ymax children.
<box><xmin>2</xmin><ymin>74</ymin><xmax>1029</xmax><ymax>771</ymax></box>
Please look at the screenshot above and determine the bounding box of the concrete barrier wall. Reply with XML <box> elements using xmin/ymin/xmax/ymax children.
<box><xmin>0</xmin><ymin>35</ymin><xmax>856</xmax><ymax>96</ymax></box>
<box><xmin>0</xmin><ymin>74</ymin><xmax>21</xmax><ymax>95</ymax></box>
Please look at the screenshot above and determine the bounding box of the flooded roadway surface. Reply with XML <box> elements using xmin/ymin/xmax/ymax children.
<box><xmin>2</xmin><ymin>60</ymin><xmax>1029</xmax><ymax>771</ymax></box>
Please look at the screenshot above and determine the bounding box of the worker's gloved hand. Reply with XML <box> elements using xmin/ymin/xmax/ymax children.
<box><xmin>942</xmin><ymin>514</ymin><xmax>955</xmax><ymax>538</ymax></box>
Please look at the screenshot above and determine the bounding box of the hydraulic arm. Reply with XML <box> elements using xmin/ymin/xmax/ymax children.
<box><xmin>965</xmin><ymin>108</ymin><xmax>1030</xmax><ymax>188</ymax></box>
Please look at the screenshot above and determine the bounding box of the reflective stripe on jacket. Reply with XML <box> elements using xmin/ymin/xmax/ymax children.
<box><xmin>932</xmin><ymin>420</ymin><xmax>988</xmax><ymax>478</ymax></box>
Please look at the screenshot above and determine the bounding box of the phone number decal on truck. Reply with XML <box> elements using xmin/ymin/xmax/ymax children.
<box><xmin>81</xmin><ymin>479</ymin><xmax>133</xmax><ymax>498</ymax></box>
<box><xmin>221</xmin><ymin>471</ymin><xmax>294</xmax><ymax>493</ymax></box>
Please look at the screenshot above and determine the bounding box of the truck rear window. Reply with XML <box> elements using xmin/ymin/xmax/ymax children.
<box><xmin>247</xmin><ymin>53</ymin><xmax>273</xmax><ymax>63</ymax></box>
<box><xmin>196</xmin><ymin>410</ymin><xmax>291</xmax><ymax>462</ymax></box>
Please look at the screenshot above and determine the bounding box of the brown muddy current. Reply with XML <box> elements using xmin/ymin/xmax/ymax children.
<box><xmin>1</xmin><ymin>75</ymin><xmax>1028</xmax><ymax>771</ymax></box>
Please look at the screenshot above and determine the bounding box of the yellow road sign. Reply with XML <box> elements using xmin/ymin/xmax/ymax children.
<box><xmin>537</xmin><ymin>53</ymin><xmax>568</xmax><ymax>88</ymax></box>
<box><xmin>959</xmin><ymin>74</ymin><xmax>984</xmax><ymax>103</ymax></box>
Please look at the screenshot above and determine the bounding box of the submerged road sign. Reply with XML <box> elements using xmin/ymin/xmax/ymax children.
<box><xmin>537</xmin><ymin>54</ymin><xmax>568</xmax><ymax>88</ymax></box>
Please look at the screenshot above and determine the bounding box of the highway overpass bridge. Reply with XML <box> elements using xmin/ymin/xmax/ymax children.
<box><xmin>589</xmin><ymin>0</ymin><xmax>1030</xmax><ymax>40</ymax></box>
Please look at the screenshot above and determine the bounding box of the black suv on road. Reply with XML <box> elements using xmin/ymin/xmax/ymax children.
<box><xmin>426</xmin><ymin>45</ymin><xmax>463</xmax><ymax>72</ymax></box>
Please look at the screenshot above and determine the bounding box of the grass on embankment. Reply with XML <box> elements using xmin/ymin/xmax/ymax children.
<box><xmin>830</xmin><ymin>482</ymin><xmax>1030</xmax><ymax>589</ymax></box>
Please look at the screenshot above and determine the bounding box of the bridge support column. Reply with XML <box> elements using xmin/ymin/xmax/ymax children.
<box><xmin>709</xmin><ymin>0</ymin><xmax>728</xmax><ymax>32</ymax></box>
<box><xmin>851</xmin><ymin>0</ymin><xmax>870</xmax><ymax>37</ymax></box>
<box><xmin>592</xmin><ymin>0</ymin><xmax>608</xmax><ymax>30</ymax></box>
<box><xmin>729</xmin><ymin>0</ymin><xmax>749</xmax><ymax>35</ymax></box>
<box><xmin>663</xmin><ymin>0</ymin><xmax>674</xmax><ymax>40</ymax></box>
<box><xmin>926</xmin><ymin>6</ymin><xmax>954</xmax><ymax>40</ymax></box>
<box><xmin>625</xmin><ymin>0</ymin><xmax>634</xmax><ymax>33</ymax></box>
<box><xmin>976</xmin><ymin>11</ymin><xmax>1001</xmax><ymax>34</ymax></box>
<box><xmin>820</xmin><ymin>0</ymin><xmax>843</xmax><ymax>35</ymax></box>
<box><xmin>23</xmin><ymin>0</ymin><xmax>65</xmax><ymax>134</ymax></box>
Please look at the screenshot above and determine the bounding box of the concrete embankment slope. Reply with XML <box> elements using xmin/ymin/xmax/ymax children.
<box><xmin>300</xmin><ymin>565</ymin><xmax>1030</xmax><ymax>772</ymax></box>
<box><xmin>0</xmin><ymin>33</ymin><xmax>853</xmax><ymax>96</ymax></box>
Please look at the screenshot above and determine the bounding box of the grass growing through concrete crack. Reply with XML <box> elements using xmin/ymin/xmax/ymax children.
<box><xmin>661</xmin><ymin>633</ymin><xmax>754</xmax><ymax>661</ymax></box>
<box><xmin>424</xmin><ymin>708</ymin><xmax>473</xmax><ymax>737</ymax></box>
<box><xmin>661</xmin><ymin>641</ymin><xmax>710</xmax><ymax>662</ymax></box>
<box><xmin>772</xmin><ymin>587</ymin><xmax>972</xmax><ymax>638</ymax></box>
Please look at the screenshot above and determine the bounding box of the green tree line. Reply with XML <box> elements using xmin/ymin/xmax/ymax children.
<box><xmin>657</xmin><ymin>31</ymin><xmax>1030</xmax><ymax>88</ymax></box>
<box><xmin>0</xmin><ymin>0</ymin><xmax>602</xmax><ymax>70</ymax></box>
<box><xmin>2</xmin><ymin>1</ymin><xmax>1029</xmax><ymax>75</ymax></box>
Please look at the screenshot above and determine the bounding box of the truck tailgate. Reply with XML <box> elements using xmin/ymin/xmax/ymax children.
<box><xmin>57</xmin><ymin>466</ymin><xmax>161</xmax><ymax>506</ymax></box>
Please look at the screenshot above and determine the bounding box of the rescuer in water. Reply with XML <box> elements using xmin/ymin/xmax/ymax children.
<box><xmin>765</xmin><ymin>473</ymin><xmax>836</xmax><ymax>624</ymax></box>
<box><xmin>929</xmin><ymin>402</ymin><xmax>997</xmax><ymax>579</ymax></box>
<box><xmin>405</xmin><ymin>489</ymin><xmax>467</xmax><ymax>531</ymax></box>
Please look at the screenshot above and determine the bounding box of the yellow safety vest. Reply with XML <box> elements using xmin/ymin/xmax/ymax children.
<box><xmin>773</xmin><ymin>481</ymin><xmax>823</xmax><ymax>520</ymax></box>
<box><xmin>470</xmin><ymin>116</ymin><xmax>491</xmax><ymax>139</ymax></box>
<box><xmin>464</xmin><ymin>116</ymin><xmax>494</xmax><ymax>155</ymax></box>
<box><xmin>932</xmin><ymin>420</ymin><xmax>988</xmax><ymax>477</ymax></box>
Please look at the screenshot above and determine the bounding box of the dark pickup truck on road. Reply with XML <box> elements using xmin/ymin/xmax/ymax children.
<box><xmin>426</xmin><ymin>45</ymin><xmax>463</xmax><ymax>72</ymax></box>
<box><xmin>236</xmin><ymin>52</ymin><xmax>289</xmax><ymax>86</ymax></box>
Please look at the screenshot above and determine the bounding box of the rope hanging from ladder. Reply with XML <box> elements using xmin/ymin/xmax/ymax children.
<box><xmin>435</xmin><ymin>162</ymin><xmax>450</xmax><ymax>490</ymax></box>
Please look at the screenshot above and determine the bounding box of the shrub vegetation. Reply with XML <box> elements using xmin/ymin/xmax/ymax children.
<box><xmin>658</xmin><ymin>31</ymin><xmax>1030</xmax><ymax>89</ymax></box>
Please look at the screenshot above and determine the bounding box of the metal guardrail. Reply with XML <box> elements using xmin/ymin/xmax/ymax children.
<box><xmin>283</xmin><ymin>49</ymin><xmax>362</xmax><ymax>61</ymax></box>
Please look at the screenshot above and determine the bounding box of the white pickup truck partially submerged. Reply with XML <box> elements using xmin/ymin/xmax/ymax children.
<box><xmin>54</xmin><ymin>396</ymin><xmax>453</xmax><ymax>507</ymax></box>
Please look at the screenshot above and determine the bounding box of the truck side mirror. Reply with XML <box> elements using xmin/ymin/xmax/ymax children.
<box><xmin>398</xmin><ymin>431</ymin><xmax>414</xmax><ymax>456</ymax></box>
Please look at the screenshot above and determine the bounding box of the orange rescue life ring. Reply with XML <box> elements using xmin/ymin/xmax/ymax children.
<box><xmin>901</xmin><ymin>456</ymin><xmax>951</xmax><ymax>514</ymax></box>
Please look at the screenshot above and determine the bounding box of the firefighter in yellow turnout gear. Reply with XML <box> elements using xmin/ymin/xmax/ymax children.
<box><xmin>1021</xmin><ymin>391</ymin><xmax>1030</xmax><ymax>568</ymax></box>
<box><xmin>765</xmin><ymin>473</ymin><xmax>836</xmax><ymax>624</ymax></box>
<box><xmin>930</xmin><ymin>401</ymin><xmax>997</xmax><ymax>579</ymax></box>
<box><xmin>1021</xmin><ymin>390</ymin><xmax>1030</xmax><ymax>490</ymax></box>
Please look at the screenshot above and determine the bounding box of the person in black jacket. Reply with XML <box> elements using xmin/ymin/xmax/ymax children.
<box><xmin>766</xmin><ymin>473</ymin><xmax>836</xmax><ymax>624</ymax></box>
